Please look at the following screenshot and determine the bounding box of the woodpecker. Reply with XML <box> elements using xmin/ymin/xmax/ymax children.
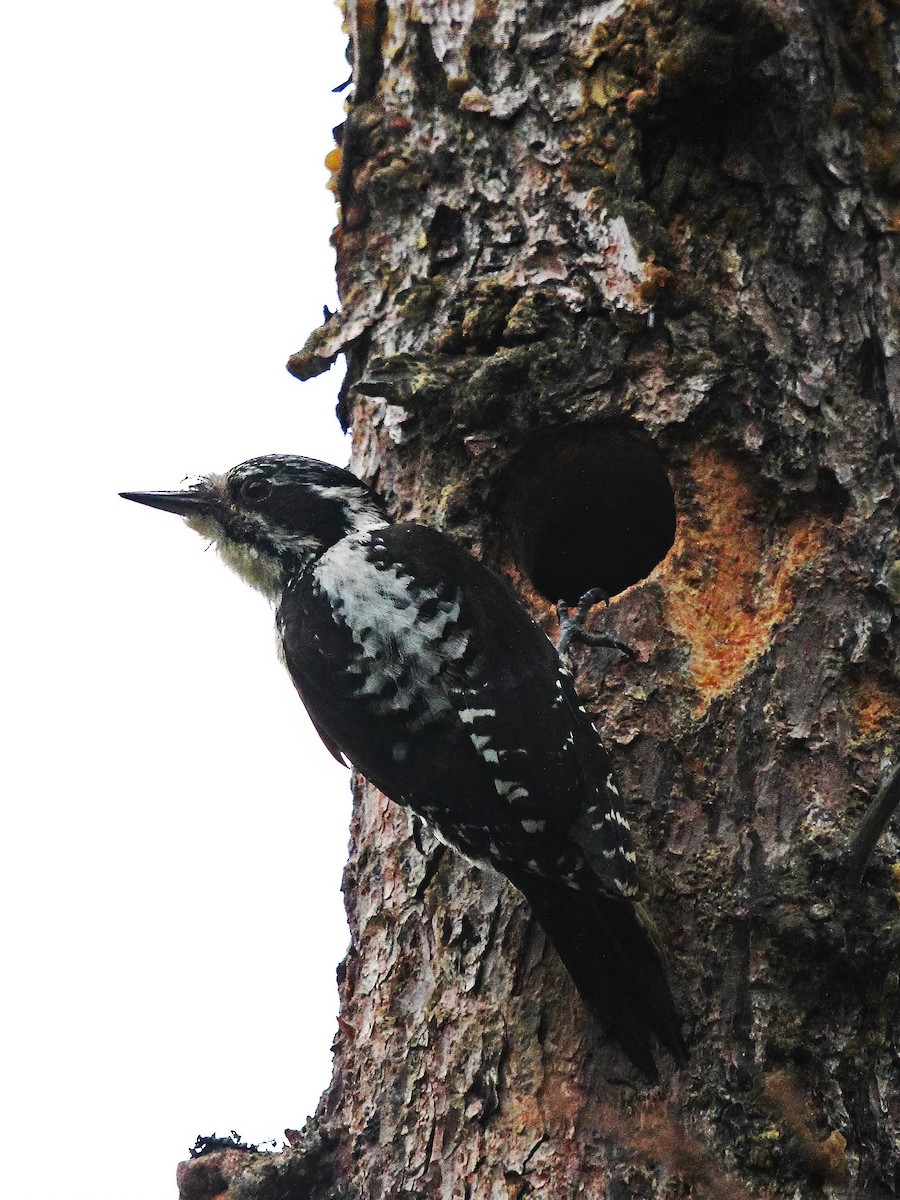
<box><xmin>122</xmin><ymin>454</ymin><xmax>686</xmax><ymax>1078</ymax></box>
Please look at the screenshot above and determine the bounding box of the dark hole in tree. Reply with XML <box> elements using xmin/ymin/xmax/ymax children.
<box><xmin>504</xmin><ymin>429</ymin><xmax>676</xmax><ymax>604</ymax></box>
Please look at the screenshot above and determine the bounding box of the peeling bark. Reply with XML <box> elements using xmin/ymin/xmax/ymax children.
<box><xmin>183</xmin><ymin>1</ymin><xmax>900</xmax><ymax>1196</ymax></box>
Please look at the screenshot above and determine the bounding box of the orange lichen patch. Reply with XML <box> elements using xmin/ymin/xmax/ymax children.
<box><xmin>662</xmin><ymin>450</ymin><xmax>827</xmax><ymax>712</ymax></box>
<box><xmin>762</xmin><ymin>1069</ymin><xmax>849</xmax><ymax>1182</ymax></box>
<box><xmin>843</xmin><ymin>676</ymin><xmax>900</xmax><ymax>746</ymax></box>
<box><xmin>325</xmin><ymin>144</ymin><xmax>343</xmax><ymax>195</ymax></box>
<box><xmin>474</xmin><ymin>0</ymin><xmax>499</xmax><ymax>19</ymax></box>
<box><xmin>355</xmin><ymin>0</ymin><xmax>379</xmax><ymax>34</ymax></box>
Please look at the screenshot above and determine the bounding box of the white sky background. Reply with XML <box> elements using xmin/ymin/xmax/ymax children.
<box><xmin>2</xmin><ymin>4</ymin><xmax>356</xmax><ymax>1197</ymax></box>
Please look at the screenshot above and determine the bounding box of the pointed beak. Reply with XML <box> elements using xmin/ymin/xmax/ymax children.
<box><xmin>119</xmin><ymin>488</ymin><xmax>215</xmax><ymax>517</ymax></box>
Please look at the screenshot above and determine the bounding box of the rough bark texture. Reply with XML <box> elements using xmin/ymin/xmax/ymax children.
<box><xmin>179</xmin><ymin>1</ymin><xmax>900</xmax><ymax>1197</ymax></box>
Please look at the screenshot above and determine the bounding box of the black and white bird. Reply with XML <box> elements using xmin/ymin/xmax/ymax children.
<box><xmin>122</xmin><ymin>454</ymin><xmax>686</xmax><ymax>1078</ymax></box>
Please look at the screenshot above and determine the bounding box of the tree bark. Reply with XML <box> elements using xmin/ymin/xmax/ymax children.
<box><xmin>179</xmin><ymin>1</ymin><xmax>900</xmax><ymax>1196</ymax></box>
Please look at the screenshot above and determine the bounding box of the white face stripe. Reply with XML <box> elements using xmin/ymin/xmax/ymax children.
<box><xmin>306</xmin><ymin>483</ymin><xmax>388</xmax><ymax>535</ymax></box>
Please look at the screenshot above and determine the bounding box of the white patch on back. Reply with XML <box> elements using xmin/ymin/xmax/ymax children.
<box><xmin>459</xmin><ymin>707</ymin><xmax>496</xmax><ymax>723</ymax></box>
<box><xmin>521</xmin><ymin>819</ymin><xmax>546</xmax><ymax>834</ymax></box>
<box><xmin>313</xmin><ymin>533</ymin><xmax>465</xmax><ymax>719</ymax></box>
<box><xmin>494</xmin><ymin>779</ymin><xmax>529</xmax><ymax>801</ymax></box>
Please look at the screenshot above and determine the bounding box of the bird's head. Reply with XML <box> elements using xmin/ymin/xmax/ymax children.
<box><xmin>121</xmin><ymin>454</ymin><xmax>389</xmax><ymax>598</ymax></box>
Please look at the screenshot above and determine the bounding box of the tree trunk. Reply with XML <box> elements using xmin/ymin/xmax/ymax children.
<box><xmin>178</xmin><ymin>1</ymin><xmax>900</xmax><ymax>1196</ymax></box>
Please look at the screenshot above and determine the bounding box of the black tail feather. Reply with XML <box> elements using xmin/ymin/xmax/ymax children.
<box><xmin>517</xmin><ymin>876</ymin><xmax>687</xmax><ymax>1080</ymax></box>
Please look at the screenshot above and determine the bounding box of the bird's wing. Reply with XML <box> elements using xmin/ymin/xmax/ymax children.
<box><xmin>278</xmin><ymin>523</ymin><xmax>632</xmax><ymax>889</ymax></box>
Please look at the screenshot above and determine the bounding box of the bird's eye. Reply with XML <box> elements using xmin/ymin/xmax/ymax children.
<box><xmin>241</xmin><ymin>478</ymin><xmax>272</xmax><ymax>503</ymax></box>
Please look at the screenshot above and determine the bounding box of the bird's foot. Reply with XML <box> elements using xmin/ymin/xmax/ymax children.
<box><xmin>556</xmin><ymin>588</ymin><xmax>636</xmax><ymax>660</ymax></box>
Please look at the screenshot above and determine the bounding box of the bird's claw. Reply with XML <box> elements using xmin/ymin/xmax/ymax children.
<box><xmin>411</xmin><ymin>813</ymin><xmax>426</xmax><ymax>855</ymax></box>
<box><xmin>557</xmin><ymin>589</ymin><xmax>636</xmax><ymax>660</ymax></box>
